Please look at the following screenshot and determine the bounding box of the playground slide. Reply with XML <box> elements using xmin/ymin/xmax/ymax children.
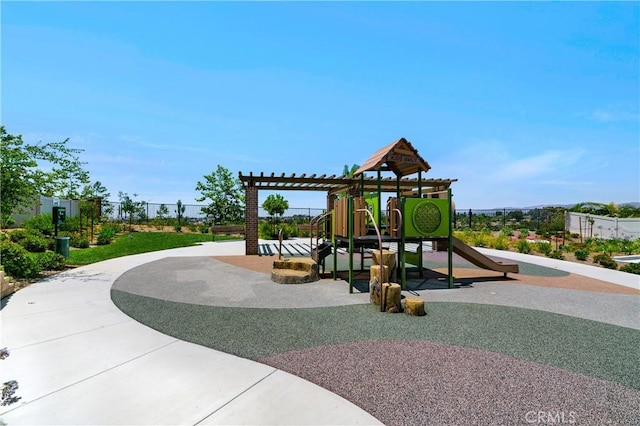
<box><xmin>452</xmin><ymin>237</ymin><xmax>519</xmax><ymax>274</ymax></box>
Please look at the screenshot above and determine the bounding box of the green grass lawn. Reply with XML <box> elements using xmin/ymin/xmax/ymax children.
<box><xmin>67</xmin><ymin>232</ymin><xmax>240</xmax><ymax>265</ymax></box>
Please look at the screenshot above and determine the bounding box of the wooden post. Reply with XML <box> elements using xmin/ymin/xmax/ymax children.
<box><xmin>370</xmin><ymin>264</ymin><xmax>389</xmax><ymax>285</ymax></box>
<box><xmin>372</xmin><ymin>250</ymin><xmax>396</xmax><ymax>281</ymax></box>
<box><xmin>405</xmin><ymin>297</ymin><xmax>426</xmax><ymax>316</ymax></box>
<box><xmin>382</xmin><ymin>283</ymin><xmax>402</xmax><ymax>313</ymax></box>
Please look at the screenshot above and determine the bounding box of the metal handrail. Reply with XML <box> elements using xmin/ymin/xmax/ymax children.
<box><xmin>310</xmin><ymin>211</ymin><xmax>329</xmax><ymax>224</ymax></box>
<box><xmin>310</xmin><ymin>211</ymin><xmax>333</xmax><ymax>250</ymax></box>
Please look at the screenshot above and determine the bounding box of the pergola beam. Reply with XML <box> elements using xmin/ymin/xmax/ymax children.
<box><xmin>239</xmin><ymin>171</ymin><xmax>457</xmax><ymax>255</ymax></box>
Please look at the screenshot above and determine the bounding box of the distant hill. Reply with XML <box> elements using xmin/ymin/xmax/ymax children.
<box><xmin>487</xmin><ymin>202</ymin><xmax>640</xmax><ymax>211</ymax></box>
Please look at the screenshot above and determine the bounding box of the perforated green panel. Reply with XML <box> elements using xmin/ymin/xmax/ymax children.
<box><xmin>413</xmin><ymin>202</ymin><xmax>441</xmax><ymax>234</ymax></box>
<box><xmin>404</xmin><ymin>198</ymin><xmax>450</xmax><ymax>237</ymax></box>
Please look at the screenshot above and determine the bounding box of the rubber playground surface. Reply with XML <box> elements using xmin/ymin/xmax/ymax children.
<box><xmin>111</xmin><ymin>247</ymin><xmax>640</xmax><ymax>425</ymax></box>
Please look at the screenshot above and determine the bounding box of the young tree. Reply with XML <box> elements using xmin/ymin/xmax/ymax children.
<box><xmin>118</xmin><ymin>192</ymin><xmax>145</xmax><ymax>232</ymax></box>
<box><xmin>156</xmin><ymin>204</ymin><xmax>169</xmax><ymax>223</ymax></box>
<box><xmin>79</xmin><ymin>181</ymin><xmax>111</xmax><ymax>237</ymax></box>
<box><xmin>507</xmin><ymin>210</ymin><xmax>524</xmax><ymax>222</ymax></box>
<box><xmin>0</xmin><ymin>126</ymin><xmax>90</xmax><ymax>227</ymax></box>
<box><xmin>195</xmin><ymin>165</ymin><xmax>245</xmax><ymax>225</ymax></box>
<box><xmin>262</xmin><ymin>194</ymin><xmax>289</xmax><ymax>218</ymax></box>
<box><xmin>175</xmin><ymin>200</ymin><xmax>186</xmax><ymax>231</ymax></box>
<box><xmin>262</xmin><ymin>194</ymin><xmax>289</xmax><ymax>236</ymax></box>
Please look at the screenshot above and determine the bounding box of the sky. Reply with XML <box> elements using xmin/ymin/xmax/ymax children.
<box><xmin>2</xmin><ymin>1</ymin><xmax>639</xmax><ymax>211</ymax></box>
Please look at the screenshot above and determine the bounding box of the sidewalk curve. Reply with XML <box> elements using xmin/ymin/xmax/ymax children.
<box><xmin>0</xmin><ymin>241</ymin><xmax>381</xmax><ymax>425</ymax></box>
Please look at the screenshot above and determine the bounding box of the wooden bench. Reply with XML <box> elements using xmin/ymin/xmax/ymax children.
<box><xmin>298</xmin><ymin>223</ymin><xmax>329</xmax><ymax>236</ymax></box>
<box><xmin>211</xmin><ymin>225</ymin><xmax>245</xmax><ymax>236</ymax></box>
<box><xmin>298</xmin><ymin>223</ymin><xmax>313</xmax><ymax>234</ymax></box>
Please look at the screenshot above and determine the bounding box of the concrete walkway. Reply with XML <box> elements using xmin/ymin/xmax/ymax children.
<box><xmin>1</xmin><ymin>239</ymin><xmax>637</xmax><ymax>424</ymax></box>
<box><xmin>0</xmin><ymin>241</ymin><xmax>381</xmax><ymax>425</ymax></box>
<box><xmin>476</xmin><ymin>246</ymin><xmax>640</xmax><ymax>290</ymax></box>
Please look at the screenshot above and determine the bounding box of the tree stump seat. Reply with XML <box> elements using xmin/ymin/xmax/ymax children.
<box><xmin>404</xmin><ymin>297</ymin><xmax>426</xmax><ymax>316</ymax></box>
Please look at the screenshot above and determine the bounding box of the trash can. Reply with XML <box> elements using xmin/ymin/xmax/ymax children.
<box><xmin>54</xmin><ymin>236</ymin><xmax>70</xmax><ymax>259</ymax></box>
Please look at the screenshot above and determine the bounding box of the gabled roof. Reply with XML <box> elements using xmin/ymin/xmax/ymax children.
<box><xmin>354</xmin><ymin>138</ymin><xmax>431</xmax><ymax>178</ymax></box>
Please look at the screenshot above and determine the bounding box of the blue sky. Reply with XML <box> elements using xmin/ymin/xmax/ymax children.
<box><xmin>2</xmin><ymin>1</ymin><xmax>638</xmax><ymax>210</ymax></box>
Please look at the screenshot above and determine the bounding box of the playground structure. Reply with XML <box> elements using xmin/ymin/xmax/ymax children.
<box><xmin>239</xmin><ymin>138</ymin><xmax>518</xmax><ymax>291</ymax></box>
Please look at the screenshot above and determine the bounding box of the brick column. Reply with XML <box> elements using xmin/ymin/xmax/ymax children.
<box><xmin>245</xmin><ymin>185</ymin><xmax>259</xmax><ymax>255</ymax></box>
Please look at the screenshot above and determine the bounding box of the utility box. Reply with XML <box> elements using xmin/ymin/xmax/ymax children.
<box><xmin>52</xmin><ymin>206</ymin><xmax>66</xmax><ymax>225</ymax></box>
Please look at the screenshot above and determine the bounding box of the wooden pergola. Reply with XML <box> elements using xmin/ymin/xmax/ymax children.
<box><xmin>238</xmin><ymin>172</ymin><xmax>456</xmax><ymax>196</ymax></box>
<box><xmin>239</xmin><ymin>170</ymin><xmax>457</xmax><ymax>255</ymax></box>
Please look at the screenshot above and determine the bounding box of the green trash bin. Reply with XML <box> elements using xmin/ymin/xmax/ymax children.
<box><xmin>54</xmin><ymin>236</ymin><xmax>70</xmax><ymax>259</ymax></box>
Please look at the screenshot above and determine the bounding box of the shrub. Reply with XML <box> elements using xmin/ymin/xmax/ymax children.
<box><xmin>516</xmin><ymin>239</ymin><xmax>530</xmax><ymax>254</ymax></box>
<box><xmin>106</xmin><ymin>223</ymin><xmax>122</xmax><ymax>233</ymax></box>
<box><xmin>59</xmin><ymin>216</ymin><xmax>80</xmax><ymax>232</ymax></box>
<box><xmin>199</xmin><ymin>224</ymin><xmax>210</xmax><ymax>234</ymax></box>
<box><xmin>453</xmin><ymin>230</ymin><xmax>472</xmax><ymax>244</ymax></box>
<box><xmin>491</xmin><ymin>236</ymin><xmax>510</xmax><ymax>251</ymax></box>
<box><xmin>593</xmin><ymin>253</ymin><xmax>618</xmax><ymax>270</ymax></box>
<box><xmin>96</xmin><ymin>226</ymin><xmax>118</xmax><ymax>245</ymax></box>
<box><xmin>499</xmin><ymin>226</ymin><xmax>514</xmax><ymax>237</ymax></box>
<box><xmin>620</xmin><ymin>263</ymin><xmax>640</xmax><ymax>275</ymax></box>
<box><xmin>259</xmin><ymin>222</ymin><xmax>272</xmax><ymax>239</ymax></box>
<box><xmin>34</xmin><ymin>251</ymin><xmax>66</xmax><ymax>271</ymax></box>
<box><xmin>471</xmin><ymin>232</ymin><xmax>490</xmax><ymax>247</ymax></box>
<box><xmin>174</xmin><ymin>225</ymin><xmax>182</xmax><ymax>233</ymax></box>
<box><xmin>19</xmin><ymin>234</ymin><xmax>49</xmax><ymax>253</ymax></box>
<box><xmin>535</xmin><ymin>241</ymin><xmax>552</xmax><ymax>256</ymax></box>
<box><xmin>574</xmin><ymin>249</ymin><xmax>589</xmax><ymax>261</ymax></box>
<box><xmin>24</xmin><ymin>213</ymin><xmax>55</xmax><ymax>236</ymax></box>
<box><xmin>1</xmin><ymin>216</ymin><xmax>15</xmax><ymax>228</ymax></box>
<box><xmin>284</xmin><ymin>223</ymin><xmax>298</xmax><ymax>238</ymax></box>
<box><xmin>8</xmin><ymin>230</ymin><xmax>29</xmax><ymax>244</ymax></box>
<box><xmin>70</xmin><ymin>235</ymin><xmax>90</xmax><ymax>249</ymax></box>
<box><xmin>0</xmin><ymin>241</ymin><xmax>41</xmax><ymax>278</ymax></box>
<box><xmin>549</xmin><ymin>250</ymin><xmax>565</xmax><ymax>260</ymax></box>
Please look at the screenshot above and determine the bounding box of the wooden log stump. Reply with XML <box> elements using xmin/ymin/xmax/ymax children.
<box><xmin>370</xmin><ymin>276</ymin><xmax>381</xmax><ymax>305</ymax></box>
<box><xmin>404</xmin><ymin>297</ymin><xmax>426</xmax><ymax>316</ymax></box>
<box><xmin>370</xmin><ymin>264</ymin><xmax>389</xmax><ymax>285</ymax></box>
<box><xmin>373</xmin><ymin>250</ymin><xmax>396</xmax><ymax>282</ymax></box>
<box><xmin>382</xmin><ymin>282</ymin><xmax>402</xmax><ymax>313</ymax></box>
<box><xmin>372</xmin><ymin>250</ymin><xmax>396</xmax><ymax>279</ymax></box>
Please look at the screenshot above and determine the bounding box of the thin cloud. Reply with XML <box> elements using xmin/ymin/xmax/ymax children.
<box><xmin>119</xmin><ymin>134</ymin><xmax>213</xmax><ymax>153</ymax></box>
<box><xmin>588</xmin><ymin>109</ymin><xmax>639</xmax><ymax>123</ymax></box>
<box><xmin>85</xmin><ymin>153</ymin><xmax>167</xmax><ymax>167</ymax></box>
<box><xmin>493</xmin><ymin>150</ymin><xmax>581</xmax><ymax>181</ymax></box>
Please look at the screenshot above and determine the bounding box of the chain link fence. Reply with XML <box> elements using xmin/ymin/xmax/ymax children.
<box><xmin>102</xmin><ymin>201</ymin><xmax>325</xmax><ymax>224</ymax></box>
<box><xmin>12</xmin><ymin>198</ymin><xmax>640</xmax><ymax>240</ymax></box>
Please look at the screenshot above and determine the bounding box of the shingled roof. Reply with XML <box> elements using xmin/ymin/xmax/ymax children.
<box><xmin>354</xmin><ymin>138</ymin><xmax>431</xmax><ymax>178</ymax></box>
